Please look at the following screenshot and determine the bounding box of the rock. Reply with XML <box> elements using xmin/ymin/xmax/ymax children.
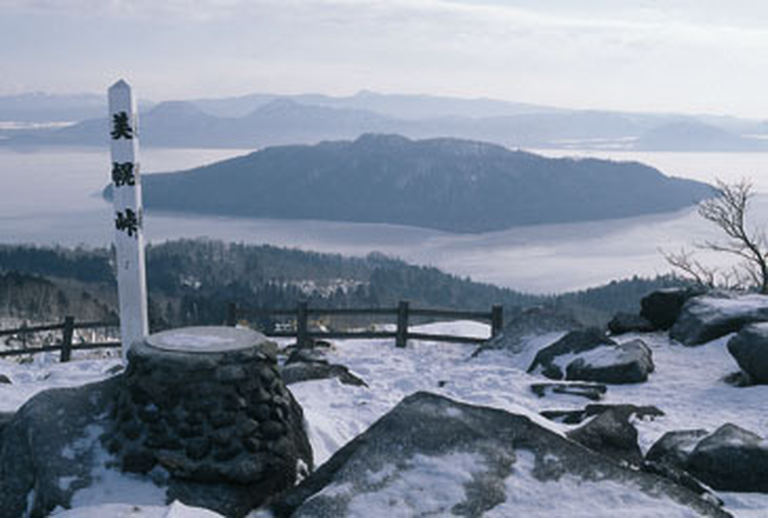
<box><xmin>105</xmin><ymin>364</ymin><xmax>124</xmax><ymax>376</ymax></box>
<box><xmin>0</xmin><ymin>376</ymin><xmax>124</xmax><ymax>518</ymax></box>
<box><xmin>646</xmin><ymin>429</ymin><xmax>710</xmax><ymax>468</ymax></box>
<box><xmin>722</xmin><ymin>370</ymin><xmax>754</xmax><ymax>387</ymax></box>
<box><xmin>641</xmin><ymin>287</ymin><xmax>704</xmax><ymax>330</ymax></box>
<box><xmin>271</xmin><ymin>392</ymin><xmax>727</xmax><ymax>518</ymax></box>
<box><xmin>0</xmin><ymin>374</ymin><xmax>11</xmax><ymax>384</ymax></box>
<box><xmin>567</xmin><ymin>406</ymin><xmax>644</xmax><ymax>466</ymax></box>
<box><xmin>565</xmin><ymin>339</ymin><xmax>655</xmax><ymax>384</ymax></box>
<box><xmin>641</xmin><ymin>460</ymin><xmax>722</xmax><ymax>505</ymax></box>
<box><xmin>0</xmin><ymin>412</ymin><xmax>14</xmax><ymax>441</ymax></box>
<box><xmin>280</xmin><ymin>362</ymin><xmax>367</xmax><ymax>387</ymax></box>
<box><xmin>727</xmin><ymin>323</ymin><xmax>768</xmax><ymax>383</ymax></box>
<box><xmin>528</xmin><ymin>328</ymin><xmax>615</xmax><ymax>379</ymax></box>
<box><xmin>686</xmin><ymin>423</ymin><xmax>768</xmax><ymax>492</ymax></box>
<box><xmin>541</xmin><ymin>404</ymin><xmax>664</xmax><ymax>426</ymax></box>
<box><xmin>608</xmin><ymin>312</ymin><xmax>656</xmax><ymax>334</ymax></box>
<box><xmin>286</xmin><ymin>348</ymin><xmax>328</xmax><ymax>365</ymax></box>
<box><xmin>528</xmin><ymin>330</ymin><xmax>654</xmax><ymax>384</ymax></box>
<box><xmin>474</xmin><ymin>305</ymin><xmax>581</xmax><ymax>355</ymax></box>
<box><xmin>530</xmin><ymin>382</ymin><xmax>607</xmax><ymax>401</ymax></box>
<box><xmin>670</xmin><ymin>292</ymin><xmax>768</xmax><ymax>346</ymax></box>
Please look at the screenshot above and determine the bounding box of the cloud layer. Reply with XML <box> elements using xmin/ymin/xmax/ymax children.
<box><xmin>3</xmin><ymin>1</ymin><xmax>768</xmax><ymax>116</ymax></box>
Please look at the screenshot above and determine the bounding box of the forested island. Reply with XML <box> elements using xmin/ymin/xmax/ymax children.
<box><xmin>105</xmin><ymin>134</ymin><xmax>713</xmax><ymax>233</ymax></box>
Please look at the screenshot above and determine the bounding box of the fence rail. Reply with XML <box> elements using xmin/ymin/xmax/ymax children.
<box><xmin>229</xmin><ymin>300</ymin><xmax>503</xmax><ymax>348</ymax></box>
<box><xmin>0</xmin><ymin>301</ymin><xmax>503</xmax><ymax>362</ymax></box>
<box><xmin>0</xmin><ymin>318</ymin><xmax>120</xmax><ymax>362</ymax></box>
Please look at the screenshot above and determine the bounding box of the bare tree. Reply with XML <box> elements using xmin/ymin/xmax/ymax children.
<box><xmin>663</xmin><ymin>178</ymin><xmax>768</xmax><ymax>293</ymax></box>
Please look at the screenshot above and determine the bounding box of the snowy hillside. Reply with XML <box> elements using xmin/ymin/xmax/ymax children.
<box><xmin>1</xmin><ymin>320</ymin><xmax>767</xmax><ymax>517</ymax></box>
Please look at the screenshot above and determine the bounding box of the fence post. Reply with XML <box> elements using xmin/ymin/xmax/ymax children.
<box><xmin>491</xmin><ymin>305</ymin><xmax>503</xmax><ymax>338</ymax></box>
<box><xmin>491</xmin><ymin>304</ymin><xmax>504</xmax><ymax>338</ymax></box>
<box><xmin>396</xmin><ymin>300</ymin><xmax>409</xmax><ymax>348</ymax></box>
<box><xmin>297</xmin><ymin>301</ymin><xmax>309</xmax><ymax>348</ymax></box>
<box><xmin>226</xmin><ymin>302</ymin><xmax>238</xmax><ymax>327</ymax></box>
<box><xmin>60</xmin><ymin>316</ymin><xmax>75</xmax><ymax>363</ymax></box>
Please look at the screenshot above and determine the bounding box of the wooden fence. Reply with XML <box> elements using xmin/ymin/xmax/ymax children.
<box><xmin>0</xmin><ymin>302</ymin><xmax>503</xmax><ymax>362</ymax></box>
<box><xmin>0</xmin><ymin>318</ymin><xmax>120</xmax><ymax>362</ymax></box>
<box><xmin>228</xmin><ymin>301</ymin><xmax>503</xmax><ymax>348</ymax></box>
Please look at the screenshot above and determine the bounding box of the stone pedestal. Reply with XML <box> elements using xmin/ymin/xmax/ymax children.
<box><xmin>108</xmin><ymin>326</ymin><xmax>312</xmax><ymax>505</ymax></box>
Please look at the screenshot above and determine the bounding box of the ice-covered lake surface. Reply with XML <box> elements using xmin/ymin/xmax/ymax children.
<box><xmin>2</xmin><ymin>321</ymin><xmax>767</xmax><ymax>517</ymax></box>
<box><xmin>4</xmin><ymin>146</ymin><xmax>768</xmax><ymax>293</ymax></box>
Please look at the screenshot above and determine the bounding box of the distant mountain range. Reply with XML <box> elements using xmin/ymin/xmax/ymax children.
<box><xmin>105</xmin><ymin>134</ymin><xmax>713</xmax><ymax>233</ymax></box>
<box><xmin>2</xmin><ymin>90</ymin><xmax>768</xmax><ymax>152</ymax></box>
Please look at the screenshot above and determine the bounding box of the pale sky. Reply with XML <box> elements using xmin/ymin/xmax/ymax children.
<box><xmin>3</xmin><ymin>0</ymin><xmax>768</xmax><ymax>117</ymax></box>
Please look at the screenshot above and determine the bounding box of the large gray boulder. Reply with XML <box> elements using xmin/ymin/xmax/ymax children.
<box><xmin>646</xmin><ymin>429</ymin><xmax>711</xmax><ymax>468</ymax></box>
<box><xmin>0</xmin><ymin>377</ymin><xmax>123</xmax><ymax>518</ymax></box>
<box><xmin>272</xmin><ymin>392</ymin><xmax>729</xmax><ymax>518</ymax></box>
<box><xmin>528</xmin><ymin>329</ymin><xmax>654</xmax><ymax>384</ymax></box>
<box><xmin>670</xmin><ymin>293</ymin><xmax>768</xmax><ymax>346</ymax></box>
<box><xmin>566</xmin><ymin>406</ymin><xmax>645</xmax><ymax>466</ymax></box>
<box><xmin>727</xmin><ymin>323</ymin><xmax>768</xmax><ymax>383</ymax></box>
<box><xmin>686</xmin><ymin>424</ymin><xmax>768</xmax><ymax>492</ymax></box>
<box><xmin>641</xmin><ymin>287</ymin><xmax>704</xmax><ymax>330</ymax></box>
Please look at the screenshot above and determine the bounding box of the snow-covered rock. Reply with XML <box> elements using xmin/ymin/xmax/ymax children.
<box><xmin>528</xmin><ymin>329</ymin><xmax>654</xmax><ymax>384</ymax></box>
<box><xmin>566</xmin><ymin>405</ymin><xmax>646</xmax><ymax>466</ymax></box>
<box><xmin>476</xmin><ymin>306</ymin><xmax>578</xmax><ymax>354</ymax></box>
<box><xmin>670</xmin><ymin>293</ymin><xmax>768</xmax><ymax>346</ymax></box>
<box><xmin>280</xmin><ymin>362</ymin><xmax>367</xmax><ymax>387</ymax></box>
<box><xmin>646</xmin><ymin>429</ymin><xmax>711</xmax><ymax>467</ymax></box>
<box><xmin>727</xmin><ymin>323</ymin><xmax>768</xmax><ymax>383</ymax></box>
<box><xmin>0</xmin><ymin>376</ymin><xmax>123</xmax><ymax>518</ymax></box>
<box><xmin>687</xmin><ymin>424</ymin><xmax>768</xmax><ymax>492</ymax></box>
<box><xmin>272</xmin><ymin>392</ymin><xmax>728</xmax><ymax>518</ymax></box>
<box><xmin>608</xmin><ymin>312</ymin><xmax>655</xmax><ymax>334</ymax></box>
<box><xmin>641</xmin><ymin>287</ymin><xmax>704</xmax><ymax>331</ymax></box>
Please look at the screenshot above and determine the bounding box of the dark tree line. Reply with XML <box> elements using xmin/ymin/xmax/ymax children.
<box><xmin>0</xmin><ymin>239</ymin><xmax>688</xmax><ymax>329</ymax></box>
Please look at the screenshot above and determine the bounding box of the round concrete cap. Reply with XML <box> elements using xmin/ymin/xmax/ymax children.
<box><xmin>146</xmin><ymin>326</ymin><xmax>264</xmax><ymax>353</ymax></box>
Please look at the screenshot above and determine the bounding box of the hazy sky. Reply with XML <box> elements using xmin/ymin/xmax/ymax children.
<box><xmin>3</xmin><ymin>0</ymin><xmax>768</xmax><ymax>117</ymax></box>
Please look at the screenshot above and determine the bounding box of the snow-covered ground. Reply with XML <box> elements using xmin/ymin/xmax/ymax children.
<box><xmin>1</xmin><ymin>321</ymin><xmax>767</xmax><ymax>517</ymax></box>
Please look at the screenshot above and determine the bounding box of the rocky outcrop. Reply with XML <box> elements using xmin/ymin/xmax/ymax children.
<box><xmin>608</xmin><ymin>312</ymin><xmax>655</xmax><ymax>334</ymax></box>
<box><xmin>646</xmin><ymin>429</ymin><xmax>710</xmax><ymax>467</ymax></box>
<box><xmin>474</xmin><ymin>306</ymin><xmax>580</xmax><ymax>355</ymax></box>
<box><xmin>646</xmin><ymin>424</ymin><xmax>768</xmax><ymax>493</ymax></box>
<box><xmin>641</xmin><ymin>287</ymin><xmax>703</xmax><ymax>330</ymax></box>
<box><xmin>0</xmin><ymin>377</ymin><xmax>122</xmax><ymax>518</ymax></box>
<box><xmin>566</xmin><ymin>406</ymin><xmax>645</xmax><ymax>466</ymax></box>
<box><xmin>686</xmin><ymin>424</ymin><xmax>768</xmax><ymax>492</ymax></box>
<box><xmin>528</xmin><ymin>329</ymin><xmax>654</xmax><ymax>384</ymax></box>
<box><xmin>280</xmin><ymin>346</ymin><xmax>367</xmax><ymax>387</ymax></box>
<box><xmin>271</xmin><ymin>392</ymin><xmax>727</xmax><ymax>518</ymax></box>
<box><xmin>670</xmin><ymin>293</ymin><xmax>768</xmax><ymax>346</ymax></box>
<box><xmin>565</xmin><ymin>339</ymin><xmax>654</xmax><ymax>384</ymax></box>
<box><xmin>727</xmin><ymin>323</ymin><xmax>768</xmax><ymax>383</ymax></box>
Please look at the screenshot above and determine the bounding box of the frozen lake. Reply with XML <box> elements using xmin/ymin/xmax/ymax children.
<box><xmin>2</xmin><ymin>145</ymin><xmax>768</xmax><ymax>294</ymax></box>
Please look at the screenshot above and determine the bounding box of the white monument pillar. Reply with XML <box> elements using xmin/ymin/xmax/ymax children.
<box><xmin>108</xmin><ymin>79</ymin><xmax>148</xmax><ymax>359</ymax></box>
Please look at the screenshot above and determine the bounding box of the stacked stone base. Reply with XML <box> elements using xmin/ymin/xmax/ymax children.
<box><xmin>106</xmin><ymin>327</ymin><xmax>312</xmax><ymax>512</ymax></box>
